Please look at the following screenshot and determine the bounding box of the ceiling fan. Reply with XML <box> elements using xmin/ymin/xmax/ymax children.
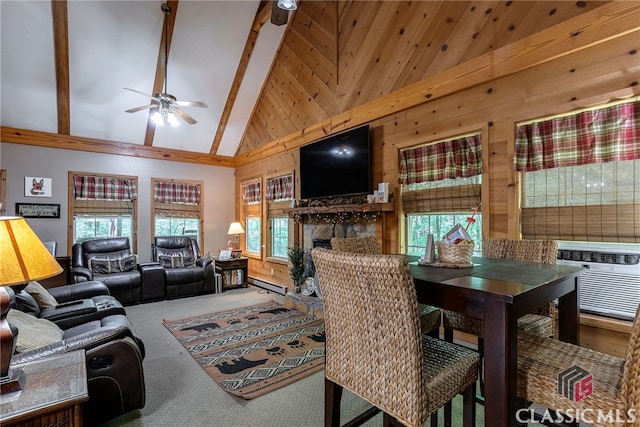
<box><xmin>124</xmin><ymin>3</ymin><xmax>207</xmax><ymax>126</ymax></box>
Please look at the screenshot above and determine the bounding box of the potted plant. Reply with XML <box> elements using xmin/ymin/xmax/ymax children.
<box><xmin>288</xmin><ymin>243</ymin><xmax>304</xmax><ymax>293</ymax></box>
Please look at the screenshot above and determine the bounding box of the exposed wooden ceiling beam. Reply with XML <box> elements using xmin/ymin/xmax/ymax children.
<box><xmin>0</xmin><ymin>126</ymin><xmax>235</xmax><ymax>167</ymax></box>
<box><xmin>144</xmin><ymin>0</ymin><xmax>179</xmax><ymax>146</ymax></box>
<box><xmin>208</xmin><ymin>1</ymin><xmax>278</xmax><ymax>155</ymax></box>
<box><xmin>51</xmin><ymin>0</ymin><xmax>70</xmax><ymax>135</ymax></box>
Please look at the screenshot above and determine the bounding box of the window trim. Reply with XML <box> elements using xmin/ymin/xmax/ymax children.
<box><xmin>68</xmin><ymin>171</ymin><xmax>138</xmax><ymax>254</ymax></box>
<box><xmin>151</xmin><ymin>178</ymin><xmax>204</xmax><ymax>247</ymax></box>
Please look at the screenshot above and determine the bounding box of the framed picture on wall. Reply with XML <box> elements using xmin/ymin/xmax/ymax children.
<box><xmin>16</xmin><ymin>203</ymin><xmax>61</xmax><ymax>218</ymax></box>
<box><xmin>24</xmin><ymin>177</ymin><xmax>52</xmax><ymax>197</ymax></box>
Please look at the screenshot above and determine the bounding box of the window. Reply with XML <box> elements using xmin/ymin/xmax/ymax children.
<box><xmin>245</xmin><ymin>217</ymin><xmax>261</xmax><ymax>254</ymax></box>
<box><xmin>399</xmin><ymin>133</ymin><xmax>483</xmax><ymax>256</ymax></box>
<box><xmin>152</xmin><ymin>179</ymin><xmax>203</xmax><ymax>245</ymax></box>
<box><xmin>69</xmin><ymin>172</ymin><xmax>137</xmax><ymax>251</ymax></box>
<box><xmin>270</xmin><ymin>217</ymin><xmax>289</xmax><ymax>258</ymax></box>
<box><xmin>516</xmin><ymin>100</ymin><xmax>640</xmax><ymax>242</ymax></box>
<box><xmin>266</xmin><ymin>174</ymin><xmax>293</xmax><ymax>259</ymax></box>
<box><xmin>241</xmin><ymin>180</ymin><xmax>262</xmax><ymax>258</ymax></box>
<box><xmin>406</xmin><ymin>212</ymin><xmax>482</xmax><ymax>256</ymax></box>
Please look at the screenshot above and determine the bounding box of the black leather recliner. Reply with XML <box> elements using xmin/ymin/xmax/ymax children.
<box><xmin>72</xmin><ymin>237</ymin><xmax>164</xmax><ymax>305</ymax></box>
<box><xmin>11</xmin><ymin>281</ymin><xmax>126</xmax><ymax>329</ymax></box>
<box><xmin>152</xmin><ymin>236</ymin><xmax>214</xmax><ymax>298</ymax></box>
<box><xmin>8</xmin><ymin>284</ymin><xmax>146</xmax><ymax>426</ymax></box>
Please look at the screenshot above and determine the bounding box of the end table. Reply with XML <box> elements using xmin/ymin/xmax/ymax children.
<box><xmin>0</xmin><ymin>350</ymin><xmax>88</xmax><ymax>427</ymax></box>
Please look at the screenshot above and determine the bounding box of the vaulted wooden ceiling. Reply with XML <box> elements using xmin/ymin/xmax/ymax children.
<box><xmin>1</xmin><ymin>1</ymin><xmax>610</xmax><ymax>165</ymax></box>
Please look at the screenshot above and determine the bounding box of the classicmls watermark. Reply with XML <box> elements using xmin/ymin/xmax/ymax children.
<box><xmin>558</xmin><ymin>365</ymin><xmax>593</xmax><ymax>402</ymax></box>
<box><xmin>515</xmin><ymin>365</ymin><xmax>637</xmax><ymax>424</ymax></box>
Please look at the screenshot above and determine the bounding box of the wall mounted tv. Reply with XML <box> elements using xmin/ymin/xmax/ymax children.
<box><xmin>299</xmin><ymin>124</ymin><xmax>371</xmax><ymax>199</ymax></box>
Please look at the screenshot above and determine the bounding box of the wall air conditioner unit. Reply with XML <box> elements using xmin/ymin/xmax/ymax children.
<box><xmin>556</xmin><ymin>241</ymin><xmax>640</xmax><ymax>321</ymax></box>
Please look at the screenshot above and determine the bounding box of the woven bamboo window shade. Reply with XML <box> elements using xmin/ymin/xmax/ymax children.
<box><xmin>153</xmin><ymin>180</ymin><xmax>201</xmax><ymax>219</ymax></box>
<box><xmin>521</xmin><ymin>161</ymin><xmax>640</xmax><ymax>242</ymax></box>
<box><xmin>517</xmin><ymin>100</ymin><xmax>640</xmax><ymax>243</ymax></box>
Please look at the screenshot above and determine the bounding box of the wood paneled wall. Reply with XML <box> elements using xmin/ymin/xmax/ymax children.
<box><xmin>235</xmin><ymin>2</ymin><xmax>640</xmax><ymax>290</ymax></box>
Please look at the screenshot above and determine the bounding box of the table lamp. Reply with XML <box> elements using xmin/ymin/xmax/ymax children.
<box><xmin>0</xmin><ymin>216</ymin><xmax>63</xmax><ymax>394</ymax></box>
<box><xmin>227</xmin><ymin>222</ymin><xmax>245</xmax><ymax>258</ymax></box>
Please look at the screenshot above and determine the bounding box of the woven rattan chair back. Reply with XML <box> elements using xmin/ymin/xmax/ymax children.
<box><xmin>622</xmin><ymin>305</ymin><xmax>640</xmax><ymax>411</ymax></box>
<box><xmin>330</xmin><ymin>236</ymin><xmax>442</xmax><ymax>337</ymax></box>
<box><xmin>312</xmin><ymin>248</ymin><xmax>427</xmax><ymax>426</ymax></box>
<box><xmin>314</xmin><ymin>248</ymin><xmax>479</xmax><ymax>427</ymax></box>
<box><xmin>330</xmin><ymin>236</ymin><xmax>382</xmax><ymax>254</ymax></box>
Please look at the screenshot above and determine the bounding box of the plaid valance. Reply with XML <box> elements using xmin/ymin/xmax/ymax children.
<box><xmin>399</xmin><ymin>134</ymin><xmax>482</xmax><ymax>185</ymax></box>
<box><xmin>73</xmin><ymin>175</ymin><xmax>137</xmax><ymax>201</ymax></box>
<box><xmin>243</xmin><ymin>181</ymin><xmax>261</xmax><ymax>205</ymax></box>
<box><xmin>515</xmin><ymin>100</ymin><xmax>640</xmax><ymax>172</ymax></box>
<box><xmin>154</xmin><ymin>181</ymin><xmax>200</xmax><ymax>205</ymax></box>
<box><xmin>266</xmin><ymin>174</ymin><xmax>293</xmax><ymax>202</ymax></box>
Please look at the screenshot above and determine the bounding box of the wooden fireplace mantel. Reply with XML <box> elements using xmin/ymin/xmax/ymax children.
<box><xmin>287</xmin><ymin>202</ymin><xmax>394</xmax><ymax>217</ymax></box>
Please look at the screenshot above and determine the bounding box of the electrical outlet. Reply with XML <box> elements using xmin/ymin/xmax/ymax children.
<box><xmin>270</xmin><ymin>268</ymin><xmax>274</xmax><ymax>276</ymax></box>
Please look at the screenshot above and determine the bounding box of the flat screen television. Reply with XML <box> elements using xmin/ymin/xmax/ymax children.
<box><xmin>299</xmin><ymin>125</ymin><xmax>371</xmax><ymax>199</ymax></box>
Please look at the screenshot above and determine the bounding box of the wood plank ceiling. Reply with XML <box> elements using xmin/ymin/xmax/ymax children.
<box><xmin>1</xmin><ymin>1</ymin><xmax>610</xmax><ymax>165</ymax></box>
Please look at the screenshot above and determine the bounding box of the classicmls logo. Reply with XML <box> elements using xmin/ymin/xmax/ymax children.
<box><xmin>558</xmin><ymin>365</ymin><xmax>593</xmax><ymax>402</ymax></box>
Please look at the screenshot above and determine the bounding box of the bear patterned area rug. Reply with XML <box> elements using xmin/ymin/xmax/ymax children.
<box><xmin>163</xmin><ymin>301</ymin><xmax>325</xmax><ymax>399</ymax></box>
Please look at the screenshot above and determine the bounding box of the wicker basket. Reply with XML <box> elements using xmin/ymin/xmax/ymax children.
<box><xmin>437</xmin><ymin>241</ymin><xmax>474</xmax><ymax>264</ymax></box>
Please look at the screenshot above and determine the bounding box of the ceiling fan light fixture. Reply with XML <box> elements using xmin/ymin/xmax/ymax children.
<box><xmin>277</xmin><ymin>0</ymin><xmax>297</xmax><ymax>11</ymax></box>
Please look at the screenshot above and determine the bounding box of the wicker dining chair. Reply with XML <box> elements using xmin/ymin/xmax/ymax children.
<box><xmin>441</xmin><ymin>238</ymin><xmax>558</xmax><ymax>425</ymax></box>
<box><xmin>312</xmin><ymin>248</ymin><xmax>479</xmax><ymax>427</ymax></box>
<box><xmin>330</xmin><ymin>236</ymin><xmax>442</xmax><ymax>337</ymax></box>
<box><xmin>517</xmin><ymin>304</ymin><xmax>640</xmax><ymax>427</ymax></box>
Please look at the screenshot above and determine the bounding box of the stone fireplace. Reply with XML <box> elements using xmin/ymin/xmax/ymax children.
<box><xmin>302</xmin><ymin>215</ymin><xmax>379</xmax><ymax>251</ymax></box>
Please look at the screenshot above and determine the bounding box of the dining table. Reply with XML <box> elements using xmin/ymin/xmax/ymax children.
<box><xmin>409</xmin><ymin>256</ymin><xmax>584</xmax><ymax>427</ymax></box>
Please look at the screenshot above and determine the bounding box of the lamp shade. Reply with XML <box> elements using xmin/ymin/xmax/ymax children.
<box><xmin>227</xmin><ymin>222</ymin><xmax>245</xmax><ymax>235</ymax></box>
<box><xmin>0</xmin><ymin>217</ymin><xmax>62</xmax><ymax>286</ymax></box>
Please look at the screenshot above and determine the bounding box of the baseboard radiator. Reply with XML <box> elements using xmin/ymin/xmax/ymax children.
<box><xmin>248</xmin><ymin>277</ymin><xmax>287</xmax><ymax>295</ymax></box>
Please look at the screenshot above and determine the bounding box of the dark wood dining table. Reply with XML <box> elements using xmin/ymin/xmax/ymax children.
<box><xmin>409</xmin><ymin>257</ymin><xmax>584</xmax><ymax>427</ymax></box>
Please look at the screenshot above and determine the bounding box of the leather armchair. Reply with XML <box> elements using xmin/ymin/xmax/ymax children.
<box><xmin>152</xmin><ymin>236</ymin><xmax>214</xmax><ymax>298</ymax></box>
<box><xmin>10</xmin><ymin>281</ymin><xmax>126</xmax><ymax>329</ymax></box>
<box><xmin>10</xmin><ymin>312</ymin><xmax>146</xmax><ymax>426</ymax></box>
<box><xmin>72</xmin><ymin>237</ymin><xmax>145</xmax><ymax>304</ymax></box>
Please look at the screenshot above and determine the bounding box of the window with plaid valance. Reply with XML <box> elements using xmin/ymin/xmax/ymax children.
<box><xmin>266</xmin><ymin>174</ymin><xmax>293</xmax><ymax>202</ymax></box>
<box><xmin>72</xmin><ymin>173</ymin><xmax>137</xmax><ymax>216</ymax></box>
<box><xmin>400</xmin><ymin>134</ymin><xmax>482</xmax><ymax>213</ymax></box>
<box><xmin>515</xmin><ymin>100</ymin><xmax>640</xmax><ymax>172</ymax></box>
<box><xmin>516</xmin><ymin>100</ymin><xmax>640</xmax><ymax>242</ymax></box>
<box><xmin>243</xmin><ymin>181</ymin><xmax>261</xmax><ymax>205</ymax></box>
<box><xmin>153</xmin><ymin>180</ymin><xmax>202</xmax><ymax>219</ymax></box>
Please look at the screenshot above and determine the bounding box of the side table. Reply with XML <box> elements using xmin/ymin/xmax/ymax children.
<box><xmin>214</xmin><ymin>257</ymin><xmax>249</xmax><ymax>290</ymax></box>
<box><xmin>0</xmin><ymin>350</ymin><xmax>88</xmax><ymax>427</ymax></box>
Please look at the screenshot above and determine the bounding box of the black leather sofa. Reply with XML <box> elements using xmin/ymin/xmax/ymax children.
<box><xmin>8</xmin><ymin>282</ymin><xmax>146</xmax><ymax>426</ymax></box>
<box><xmin>152</xmin><ymin>236</ymin><xmax>214</xmax><ymax>298</ymax></box>
<box><xmin>72</xmin><ymin>237</ymin><xmax>164</xmax><ymax>305</ymax></box>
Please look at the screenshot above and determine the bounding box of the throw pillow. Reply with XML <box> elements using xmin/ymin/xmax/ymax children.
<box><xmin>89</xmin><ymin>255</ymin><xmax>138</xmax><ymax>274</ymax></box>
<box><xmin>7</xmin><ymin>309</ymin><xmax>64</xmax><ymax>352</ymax></box>
<box><xmin>158</xmin><ymin>255</ymin><xmax>194</xmax><ymax>268</ymax></box>
<box><xmin>24</xmin><ymin>281</ymin><xmax>58</xmax><ymax>309</ymax></box>
<box><xmin>14</xmin><ymin>291</ymin><xmax>41</xmax><ymax>316</ymax></box>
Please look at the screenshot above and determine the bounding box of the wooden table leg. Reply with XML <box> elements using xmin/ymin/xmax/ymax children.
<box><xmin>558</xmin><ymin>276</ymin><xmax>580</xmax><ymax>345</ymax></box>
<box><xmin>483</xmin><ymin>299</ymin><xmax>518</xmax><ymax>427</ymax></box>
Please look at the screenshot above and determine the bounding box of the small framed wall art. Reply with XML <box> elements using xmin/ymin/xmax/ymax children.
<box><xmin>24</xmin><ymin>177</ymin><xmax>52</xmax><ymax>197</ymax></box>
<box><xmin>16</xmin><ymin>203</ymin><xmax>61</xmax><ymax>218</ymax></box>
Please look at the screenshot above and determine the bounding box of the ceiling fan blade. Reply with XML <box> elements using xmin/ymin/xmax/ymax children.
<box><xmin>124</xmin><ymin>88</ymin><xmax>155</xmax><ymax>99</ymax></box>
<box><xmin>173</xmin><ymin>107</ymin><xmax>197</xmax><ymax>124</ymax></box>
<box><xmin>175</xmin><ymin>100</ymin><xmax>208</xmax><ymax>108</ymax></box>
<box><xmin>125</xmin><ymin>104</ymin><xmax>158</xmax><ymax>113</ymax></box>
